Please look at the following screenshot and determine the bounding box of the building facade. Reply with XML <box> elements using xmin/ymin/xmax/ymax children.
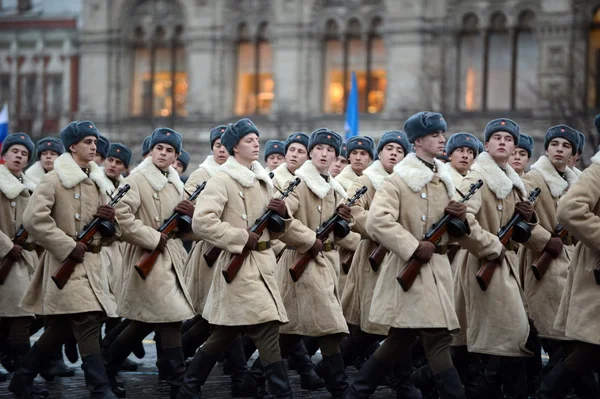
<box><xmin>1</xmin><ymin>0</ymin><xmax>600</xmax><ymax>165</ymax></box>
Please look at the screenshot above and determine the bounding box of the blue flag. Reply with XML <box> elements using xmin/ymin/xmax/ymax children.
<box><xmin>344</xmin><ymin>72</ymin><xmax>359</xmax><ymax>139</ymax></box>
<box><xmin>0</xmin><ymin>104</ymin><xmax>8</xmax><ymax>159</ymax></box>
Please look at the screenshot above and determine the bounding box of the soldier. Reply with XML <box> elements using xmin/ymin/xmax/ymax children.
<box><xmin>104</xmin><ymin>128</ymin><xmax>195</xmax><ymax>398</ymax></box>
<box><xmin>24</xmin><ymin>137</ymin><xmax>64</xmax><ymax>186</ymax></box>
<box><xmin>335</xmin><ymin>136</ymin><xmax>374</xmax><ymax>191</ymax></box>
<box><xmin>567</xmin><ymin>131</ymin><xmax>585</xmax><ymax>178</ymax></box>
<box><xmin>445</xmin><ymin>133</ymin><xmax>479</xmax><ymax>187</ymax></box>
<box><xmin>543</xmin><ymin>115</ymin><xmax>600</xmax><ymax>399</ymax></box>
<box><xmin>264</xmin><ymin>139</ymin><xmax>286</xmax><ymax>172</ymax></box>
<box><xmin>346</xmin><ymin>112</ymin><xmax>465</xmax><ymax>399</ymax></box>
<box><xmin>271</xmin><ymin>132</ymin><xmax>309</xmax><ymax>191</ymax></box>
<box><xmin>453</xmin><ymin>119</ymin><xmax>545</xmax><ymax>399</ymax></box>
<box><xmin>509</xmin><ymin>133</ymin><xmax>534</xmax><ymax>176</ymax></box>
<box><xmin>172</xmin><ymin>149</ymin><xmax>190</xmax><ymax>182</ymax></box>
<box><xmin>329</xmin><ymin>143</ymin><xmax>349</xmax><ymax>178</ymax></box>
<box><xmin>10</xmin><ymin>121</ymin><xmax>119</xmax><ymax>399</ymax></box>
<box><xmin>519</xmin><ymin>125</ymin><xmax>583</xmax><ymax>396</ymax></box>
<box><xmin>339</xmin><ymin>131</ymin><xmax>421</xmax><ymax>398</ymax></box>
<box><xmin>178</xmin><ymin>118</ymin><xmax>292</xmax><ymax>398</ymax></box>
<box><xmin>95</xmin><ymin>134</ymin><xmax>110</xmax><ymax>167</ymax></box>
<box><xmin>141</xmin><ymin>135</ymin><xmax>152</xmax><ymax>159</ymax></box>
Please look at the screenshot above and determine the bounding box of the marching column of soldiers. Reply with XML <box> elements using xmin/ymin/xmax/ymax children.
<box><xmin>0</xmin><ymin>111</ymin><xmax>599</xmax><ymax>399</ymax></box>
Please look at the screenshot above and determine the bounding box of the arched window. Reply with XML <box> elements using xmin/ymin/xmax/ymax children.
<box><xmin>485</xmin><ymin>12</ymin><xmax>511</xmax><ymax>110</ymax></box>
<box><xmin>588</xmin><ymin>7</ymin><xmax>600</xmax><ymax>108</ymax></box>
<box><xmin>234</xmin><ymin>22</ymin><xmax>274</xmax><ymax>115</ymax></box>
<box><xmin>367</xmin><ymin>17</ymin><xmax>386</xmax><ymax>113</ymax></box>
<box><xmin>458</xmin><ymin>13</ymin><xmax>483</xmax><ymax>111</ymax></box>
<box><xmin>515</xmin><ymin>10</ymin><xmax>537</xmax><ymax>109</ymax></box>
<box><xmin>323</xmin><ymin>19</ymin><xmax>344</xmax><ymax>113</ymax></box>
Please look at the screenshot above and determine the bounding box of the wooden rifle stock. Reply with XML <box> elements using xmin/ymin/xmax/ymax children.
<box><xmin>289</xmin><ymin>186</ymin><xmax>368</xmax><ymax>282</ymax></box>
<box><xmin>397</xmin><ymin>179</ymin><xmax>484</xmax><ymax>292</ymax></box>
<box><xmin>531</xmin><ymin>225</ymin><xmax>568</xmax><ymax>281</ymax></box>
<box><xmin>222</xmin><ymin>178</ymin><xmax>301</xmax><ymax>283</ymax></box>
<box><xmin>341</xmin><ymin>251</ymin><xmax>354</xmax><ymax>274</ymax></box>
<box><xmin>0</xmin><ymin>226</ymin><xmax>29</xmax><ymax>285</ymax></box>
<box><xmin>135</xmin><ymin>182</ymin><xmax>206</xmax><ymax>280</ymax></box>
<box><xmin>475</xmin><ymin>187</ymin><xmax>541</xmax><ymax>291</ymax></box>
<box><xmin>368</xmin><ymin>245</ymin><xmax>388</xmax><ymax>272</ymax></box>
<box><xmin>203</xmin><ymin>245</ymin><xmax>220</xmax><ymax>267</ymax></box>
<box><xmin>52</xmin><ymin>184</ymin><xmax>131</xmax><ymax>289</ymax></box>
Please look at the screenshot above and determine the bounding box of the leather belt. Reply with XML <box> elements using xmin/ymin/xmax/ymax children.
<box><xmin>504</xmin><ymin>241</ymin><xmax>518</xmax><ymax>253</ymax></box>
<box><xmin>285</xmin><ymin>241</ymin><xmax>336</xmax><ymax>252</ymax></box>
<box><xmin>562</xmin><ymin>235</ymin><xmax>577</xmax><ymax>246</ymax></box>
<box><xmin>434</xmin><ymin>245</ymin><xmax>447</xmax><ymax>255</ymax></box>
<box><xmin>21</xmin><ymin>242</ymin><xmax>37</xmax><ymax>252</ymax></box>
<box><xmin>86</xmin><ymin>243</ymin><xmax>103</xmax><ymax>254</ymax></box>
<box><xmin>252</xmin><ymin>241</ymin><xmax>271</xmax><ymax>251</ymax></box>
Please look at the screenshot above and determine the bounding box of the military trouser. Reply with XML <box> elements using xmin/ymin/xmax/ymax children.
<box><xmin>35</xmin><ymin>311</ymin><xmax>105</xmax><ymax>358</ymax></box>
<box><xmin>279</xmin><ymin>332</ymin><xmax>343</xmax><ymax>357</ymax></box>
<box><xmin>0</xmin><ymin>316</ymin><xmax>33</xmax><ymax>347</ymax></box>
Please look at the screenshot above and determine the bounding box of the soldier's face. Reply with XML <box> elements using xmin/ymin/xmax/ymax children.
<box><xmin>329</xmin><ymin>156</ymin><xmax>348</xmax><ymax>177</ymax></box>
<box><xmin>546</xmin><ymin>138</ymin><xmax>573</xmax><ymax>172</ymax></box>
<box><xmin>3</xmin><ymin>144</ymin><xmax>29</xmax><ymax>175</ymax></box>
<box><xmin>105</xmin><ymin>157</ymin><xmax>127</xmax><ymax>179</ymax></box>
<box><xmin>378</xmin><ymin>143</ymin><xmax>405</xmax><ymax>174</ymax></box>
<box><xmin>285</xmin><ymin>143</ymin><xmax>308</xmax><ymax>173</ymax></box>
<box><xmin>415</xmin><ymin>131</ymin><xmax>446</xmax><ymax>159</ymax></box>
<box><xmin>70</xmin><ymin>136</ymin><xmax>97</xmax><ymax>165</ymax></box>
<box><xmin>567</xmin><ymin>152</ymin><xmax>580</xmax><ymax>167</ymax></box>
<box><xmin>151</xmin><ymin>143</ymin><xmax>178</xmax><ymax>170</ymax></box>
<box><xmin>509</xmin><ymin>148</ymin><xmax>530</xmax><ymax>175</ymax></box>
<box><xmin>212</xmin><ymin>138</ymin><xmax>229</xmax><ymax>165</ymax></box>
<box><xmin>40</xmin><ymin>150</ymin><xmax>59</xmax><ymax>172</ymax></box>
<box><xmin>310</xmin><ymin>144</ymin><xmax>336</xmax><ymax>174</ymax></box>
<box><xmin>234</xmin><ymin>133</ymin><xmax>260</xmax><ymax>163</ymax></box>
<box><xmin>266</xmin><ymin>153</ymin><xmax>284</xmax><ymax>170</ymax></box>
<box><xmin>349</xmin><ymin>149</ymin><xmax>372</xmax><ymax>175</ymax></box>
<box><xmin>485</xmin><ymin>132</ymin><xmax>515</xmax><ymax>164</ymax></box>
<box><xmin>449</xmin><ymin>147</ymin><xmax>475</xmax><ymax>175</ymax></box>
<box><xmin>172</xmin><ymin>159</ymin><xmax>185</xmax><ymax>175</ymax></box>
<box><xmin>94</xmin><ymin>153</ymin><xmax>105</xmax><ymax>166</ymax></box>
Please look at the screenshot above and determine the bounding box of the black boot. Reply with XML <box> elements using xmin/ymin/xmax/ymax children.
<box><xmin>40</xmin><ymin>346</ymin><xmax>76</xmax><ymax>380</ymax></box>
<box><xmin>162</xmin><ymin>346</ymin><xmax>186</xmax><ymax>399</ymax></box>
<box><xmin>118</xmin><ymin>358</ymin><xmax>139</xmax><ymax>372</ymax></box>
<box><xmin>571</xmin><ymin>368</ymin><xmax>598</xmax><ymax>399</ymax></box>
<box><xmin>322</xmin><ymin>353</ymin><xmax>349</xmax><ymax>398</ymax></box>
<box><xmin>104</xmin><ymin>336</ymin><xmax>132</xmax><ymax>398</ymax></box>
<box><xmin>468</xmin><ymin>355</ymin><xmax>504</xmax><ymax>399</ymax></box>
<box><xmin>234</xmin><ymin>357</ymin><xmax>269</xmax><ymax>398</ymax></box>
<box><xmin>8</xmin><ymin>343</ymin><xmax>48</xmax><ymax>399</ymax></box>
<box><xmin>13</xmin><ymin>343</ymin><xmax>49</xmax><ymax>398</ymax></box>
<box><xmin>177</xmin><ymin>350</ymin><xmax>219</xmax><ymax>399</ymax></box>
<box><xmin>226</xmin><ymin>338</ymin><xmax>253</xmax><ymax>397</ymax></box>
<box><xmin>433</xmin><ymin>368</ymin><xmax>466</xmax><ymax>399</ymax></box>
<box><xmin>264</xmin><ymin>361</ymin><xmax>292</xmax><ymax>399</ymax></box>
<box><xmin>0</xmin><ymin>339</ymin><xmax>15</xmax><ymax>372</ymax></box>
<box><xmin>346</xmin><ymin>355</ymin><xmax>388</xmax><ymax>398</ymax></box>
<box><xmin>394</xmin><ymin>354</ymin><xmax>422</xmax><ymax>399</ymax></box>
<box><xmin>412</xmin><ymin>365</ymin><xmax>436</xmax><ymax>399</ymax></box>
<box><xmin>82</xmin><ymin>353</ymin><xmax>119</xmax><ymax>399</ymax></box>
<box><xmin>501</xmin><ymin>358</ymin><xmax>528</xmax><ymax>399</ymax></box>
<box><xmin>288</xmin><ymin>339</ymin><xmax>325</xmax><ymax>391</ymax></box>
<box><xmin>536</xmin><ymin>360</ymin><xmax>579</xmax><ymax>399</ymax></box>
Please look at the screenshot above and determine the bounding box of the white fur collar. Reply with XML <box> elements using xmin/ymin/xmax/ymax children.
<box><xmin>295</xmin><ymin>160</ymin><xmax>347</xmax><ymax>199</ymax></box>
<box><xmin>133</xmin><ymin>157</ymin><xmax>184</xmax><ymax>194</ymax></box>
<box><xmin>335</xmin><ymin>164</ymin><xmax>360</xmax><ymax>191</ymax></box>
<box><xmin>448</xmin><ymin>166</ymin><xmax>466</xmax><ymax>186</ymax></box>
<box><xmin>0</xmin><ymin>164</ymin><xmax>35</xmax><ymax>199</ymax></box>
<box><xmin>53</xmin><ymin>153</ymin><xmax>115</xmax><ymax>197</ymax></box>
<box><xmin>591</xmin><ymin>151</ymin><xmax>600</xmax><ymax>165</ymax></box>
<box><xmin>272</xmin><ymin>162</ymin><xmax>295</xmax><ymax>189</ymax></box>
<box><xmin>198</xmin><ymin>155</ymin><xmax>222</xmax><ymax>178</ymax></box>
<box><xmin>471</xmin><ymin>152</ymin><xmax>527</xmax><ymax>199</ymax></box>
<box><xmin>393</xmin><ymin>153</ymin><xmax>456</xmax><ymax>198</ymax></box>
<box><xmin>220</xmin><ymin>156</ymin><xmax>273</xmax><ymax>189</ymax></box>
<box><xmin>362</xmin><ymin>160</ymin><xmax>390</xmax><ymax>190</ymax></box>
<box><xmin>24</xmin><ymin>161</ymin><xmax>47</xmax><ymax>187</ymax></box>
<box><xmin>570</xmin><ymin>166</ymin><xmax>582</xmax><ymax>178</ymax></box>
<box><xmin>530</xmin><ymin>155</ymin><xmax>578</xmax><ymax>198</ymax></box>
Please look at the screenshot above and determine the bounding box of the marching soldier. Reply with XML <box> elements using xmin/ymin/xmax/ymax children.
<box><xmin>94</xmin><ymin>134</ymin><xmax>110</xmax><ymax>167</ymax></box>
<box><xmin>271</xmin><ymin>132</ymin><xmax>309</xmax><ymax>191</ymax></box>
<box><xmin>335</xmin><ymin>136</ymin><xmax>374</xmax><ymax>191</ymax></box>
<box><xmin>264</xmin><ymin>139</ymin><xmax>286</xmax><ymax>172</ymax></box>
<box><xmin>104</xmin><ymin>128</ymin><xmax>195</xmax><ymax>398</ymax></box>
<box><xmin>329</xmin><ymin>143</ymin><xmax>349</xmax><ymax>178</ymax></box>
<box><xmin>541</xmin><ymin>116</ymin><xmax>600</xmax><ymax>399</ymax></box>
<box><xmin>445</xmin><ymin>133</ymin><xmax>479</xmax><ymax>187</ymax></box>
<box><xmin>178</xmin><ymin>118</ymin><xmax>292</xmax><ymax>398</ymax></box>
<box><xmin>24</xmin><ymin>137</ymin><xmax>64</xmax><ymax>186</ymax></box>
<box><xmin>509</xmin><ymin>133</ymin><xmax>534</xmax><ymax>176</ymax></box>
<box><xmin>172</xmin><ymin>149</ymin><xmax>190</xmax><ymax>182</ymax></box>
<box><xmin>10</xmin><ymin>121</ymin><xmax>119</xmax><ymax>399</ymax></box>
<box><xmin>348</xmin><ymin>112</ymin><xmax>466</xmax><ymax>399</ymax></box>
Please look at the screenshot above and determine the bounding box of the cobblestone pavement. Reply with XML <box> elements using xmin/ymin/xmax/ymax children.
<box><xmin>0</xmin><ymin>338</ymin><xmax>399</xmax><ymax>398</ymax></box>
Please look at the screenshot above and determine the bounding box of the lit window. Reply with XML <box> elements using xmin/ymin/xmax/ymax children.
<box><xmin>458</xmin><ymin>14</ymin><xmax>483</xmax><ymax>111</ymax></box>
<box><xmin>46</xmin><ymin>74</ymin><xmax>63</xmax><ymax>116</ymax></box>
<box><xmin>588</xmin><ymin>8</ymin><xmax>600</xmax><ymax>108</ymax></box>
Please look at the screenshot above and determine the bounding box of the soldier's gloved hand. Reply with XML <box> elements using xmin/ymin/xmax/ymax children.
<box><xmin>267</xmin><ymin>198</ymin><xmax>288</xmax><ymax>218</ymax></box>
<box><xmin>445</xmin><ymin>201</ymin><xmax>467</xmax><ymax>222</ymax></box>
<box><xmin>175</xmin><ymin>200</ymin><xmax>195</xmax><ymax>218</ymax></box>
<box><xmin>7</xmin><ymin>244</ymin><xmax>23</xmax><ymax>261</ymax></box>
<box><xmin>309</xmin><ymin>238</ymin><xmax>323</xmax><ymax>259</ymax></box>
<box><xmin>413</xmin><ymin>241</ymin><xmax>436</xmax><ymax>262</ymax></box>
<box><xmin>156</xmin><ymin>233</ymin><xmax>168</xmax><ymax>253</ymax></box>
<box><xmin>515</xmin><ymin>201</ymin><xmax>534</xmax><ymax>222</ymax></box>
<box><xmin>68</xmin><ymin>242</ymin><xmax>87</xmax><ymax>263</ymax></box>
<box><xmin>544</xmin><ymin>237</ymin><xmax>564</xmax><ymax>258</ymax></box>
<box><xmin>95</xmin><ymin>205</ymin><xmax>115</xmax><ymax>223</ymax></box>
<box><xmin>336</xmin><ymin>204</ymin><xmax>352</xmax><ymax>223</ymax></box>
<box><xmin>486</xmin><ymin>246</ymin><xmax>506</xmax><ymax>263</ymax></box>
<box><xmin>244</xmin><ymin>232</ymin><xmax>260</xmax><ymax>250</ymax></box>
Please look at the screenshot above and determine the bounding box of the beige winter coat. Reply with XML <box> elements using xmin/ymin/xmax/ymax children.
<box><xmin>194</xmin><ymin>157</ymin><xmax>288</xmax><ymax>326</ymax></box>
<box><xmin>454</xmin><ymin>152</ymin><xmax>544</xmax><ymax>357</ymax></box>
<box><xmin>20</xmin><ymin>153</ymin><xmax>117</xmax><ymax>317</ymax></box>
<box><xmin>0</xmin><ymin>165</ymin><xmax>38</xmax><ymax>317</ymax></box>
<box><xmin>555</xmin><ymin>151</ymin><xmax>600</xmax><ymax>346</ymax></box>
<box><xmin>340</xmin><ymin>160</ymin><xmax>391</xmax><ymax>336</ymax></box>
<box><xmin>276</xmin><ymin>160</ymin><xmax>356</xmax><ymax>336</ymax></box>
<box><xmin>182</xmin><ymin>155</ymin><xmax>221</xmax><ymax>314</ymax></box>
<box><xmin>366</xmin><ymin>154</ymin><xmax>459</xmax><ymax>332</ymax></box>
<box><xmin>270</xmin><ymin>163</ymin><xmax>296</xmax><ymax>258</ymax></box>
<box><xmin>115</xmin><ymin>157</ymin><xmax>194</xmax><ymax>323</ymax></box>
<box><xmin>24</xmin><ymin>161</ymin><xmax>47</xmax><ymax>188</ymax></box>
<box><xmin>520</xmin><ymin>156</ymin><xmax>578</xmax><ymax>340</ymax></box>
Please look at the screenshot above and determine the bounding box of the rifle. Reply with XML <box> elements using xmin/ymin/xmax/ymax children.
<box><xmin>222</xmin><ymin>177</ymin><xmax>301</xmax><ymax>283</ymax></box>
<box><xmin>476</xmin><ymin>187</ymin><xmax>541</xmax><ymax>291</ymax></box>
<box><xmin>52</xmin><ymin>184</ymin><xmax>131</xmax><ymax>290</ymax></box>
<box><xmin>134</xmin><ymin>182</ymin><xmax>206</xmax><ymax>280</ymax></box>
<box><xmin>0</xmin><ymin>225</ymin><xmax>30</xmax><ymax>285</ymax></box>
<box><xmin>397</xmin><ymin>179</ymin><xmax>484</xmax><ymax>292</ymax></box>
<box><xmin>531</xmin><ymin>225</ymin><xmax>568</xmax><ymax>281</ymax></box>
<box><xmin>341</xmin><ymin>251</ymin><xmax>354</xmax><ymax>274</ymax></box>
<box><xmin>289</xmin><ymin>186</ymin><xmax>368</xmax><ymax>282</ymax></box>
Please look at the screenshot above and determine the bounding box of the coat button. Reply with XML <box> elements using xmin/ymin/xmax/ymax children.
<box><xmin>239</xmin><ymin>191</ymin><xmax>245</xmax><ymax>199</ymax></box>
<box><xmin>242</xmin><ymin>214</ymin><xmax>247</xmax><ymax>220</ymax></box>
<box><xmin>497</xmin><ymin>204</ymin><xmax>503</xmax><ymax>211</ymax></box>
<box><xmin>10</xmin><ymin>201</ymin><xmax>16</xmax><ymax>207</ymax></box>
<box><xmin>153</xmin><ymin>193</ymin><xmax>159</xmax><ymax>199</ymax></box>
<box><xmin>317</xmin><ymin>205</ymin><xmax>322</xmax><ymax>212</ymax></box>
<box><xmin>74</xmin><ymin>193</ymin><xmax>80</xmax><ymax>199</ymax></box>
<box><xmin>421</xmin><ymin>215</ymin><xmax>427</xmax><ymax>221</ymax></box>
<box><xmin>154</xmin><ymin>216</ymin><xmax>160</xmax><ymax>222</ymax></box>
<box><xmin>421</xmin><ymin>193</ymin><xmax>427</xmax><ymax>199</ymax></box>
<box><xmin>75</xmin><ymin>213</ymin><xmax>81</xmax><ymax>220</ymax></box>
